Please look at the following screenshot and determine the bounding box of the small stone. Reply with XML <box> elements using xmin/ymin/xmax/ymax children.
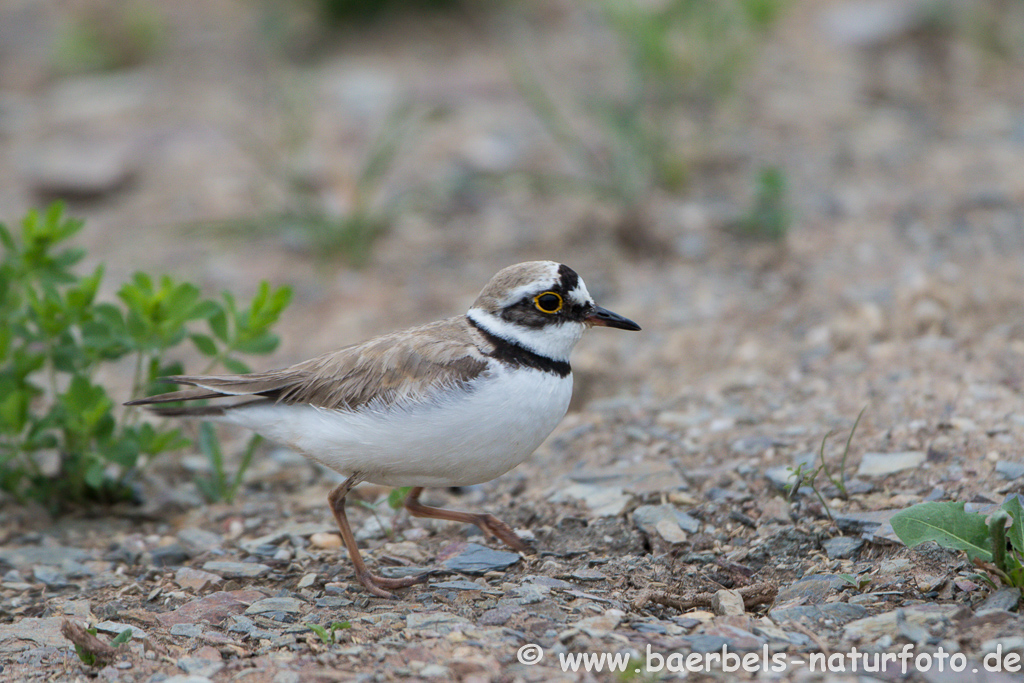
<box><xmin>169</xmin><ymin>623</ymin><xmax>204</xmax><ymax>638</ymax></box>
<box><xmin>770</xmin><ymin>603</ymin><xmax>868</xmax><ymax>625</ymax></box>
<box><xmin>478</xmin><ymin>603</ymin><xmax>525</xmax><ymax>626</ymax></box>
<box><xmin>822</xmin><ymin>536</ymin><xmax>865</xmax><ymax>560</ymax></box>
<box><xmin>978</xmin><ymin>587</ymin><xmax>1021</xmax><ymax>612</ymax></box>
<box><xmin>775</xmin><ymin>575</ymin><xmax>847</xmax><ymax>605</ymax></box>
<box><xmin>577</xmin><ymin>608</ymin><xmax>624</xmax><ymax>638</ymax></box>
<box><xmin>432</xmin><ymin>580</ymin><xmax>483</xmax><ymax>591</ymax></box>
<box><xmin>379</xmin><ymin>540</ymin><xmax>428</xmax><ymax>564</ymax></box>
<box><xmin>355</xmin><ymin>516</ymin><xmax>389</xmax><ymax>541</ymax></box>
<box><xmin>550</xmin><ymin>484</ymin><xmax>632</xmax><ymax>517</ymax></box>
<box><xmin>309</xmin><ymin>532</ymin><xmax>342</xmax><ymax>549</ymax></box>
<box><xmin>157</xmin><ymin>590</ymin><xmax>266</xmax><ymax>627</ymax></box>
<box><xmin>245</xmin><ymin>597</ymin><xmax>305</xmax><ymax>615</ymax></box>
<box><xmin>201</xmin><ymin>561</ymin><xmax>271</xmax><ymax>579</ymax></box>
<box><xmin>995</xmin><ymin>461</ymin><xmax>1024</xmax><ymax>481</ymax></box>
<box><xmin>0</xmin><ymin>617</ymin><xmax>68</xmax><ymax>653</ymax></box>
<box><xmin>95</xmin><ymin>620</ymin><xmax>146</xmax><ymax>640</ymax></box>
<box><xmin>632</xmin><ymin>504</ymin><xmax>700</xmax><ymax>536</ymax></box>
<box><xmin>712</xmin><ymin>589</ymin><xmax>745</xmax><ymax>616</ymax></box>
<box><xmin>177</xmin><ymin>655</ymin><xmax>224</xmax><ymax>678</ymax></box>
<box><xmin>654</xmin><ymin>519</ymin><xmax>688</xmax><ymax>543</ymax></box>
<box><xmin>297</xmin><ymin>573</ymin><xmax>317</xmax><ymax>589</ymax></box>
<box><xmin>405</xmin><ymin>612</ymin><xmax>472</xmax><ymax>634</ymax></box>
<box><xmin>32</xmin><ymin>566</ymin><xmax>69</xmax><ymax>588</ymax></box>
<box><xmin>26</xmin><ymin>138</ymin><xmax>136</xmax><ymax>200</ymax></box>
<box><xmin>856</xmin><ymin>451</ymin><xmax>925</xmax><ymax>477</ymax></box>
<box><xmin>843</xmin><ymin>604</ymin><xmax>964</xmax><ymax>642</ymax></box>
<box><xmin>441</xmin><ymin>543</ymin><xmax>520</xmax><ymax>575</ymax></box>
<box><xmin>177</xmin><ymin>528</ymin><xmax>223</xmax><ymax>553</ymax></box>
<box><xmin>570</xmin><ymin>568</ymin><xmax>606</xmax><ymax>582</ymax></box>
<box><xmin>174</xmin><ymin>567</ymin><xmax>223</xmax><ymax>592</ymax></box>
<box><xmin>151</xmin><ymin>544</ymin><xmax>191</xmax><ymax>567</ymax></box>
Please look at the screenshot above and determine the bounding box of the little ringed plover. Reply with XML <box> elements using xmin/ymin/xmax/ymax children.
<box><xmin>127</xmin><ymin>261</ymin><xmax>640</xmax><ymax>597</ymax></box>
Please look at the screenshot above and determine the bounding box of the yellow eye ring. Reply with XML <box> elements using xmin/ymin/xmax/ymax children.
<box><xmin>534</xmin><ymin>291</ymin><xmax>563</xmax><ymax>314</ymax></box>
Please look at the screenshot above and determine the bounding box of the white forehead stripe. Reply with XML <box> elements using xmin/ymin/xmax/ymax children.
<box><xmin>566</xmin><ymin>281</ymin><xmax>592</xmax><ymax>306</ymax></box>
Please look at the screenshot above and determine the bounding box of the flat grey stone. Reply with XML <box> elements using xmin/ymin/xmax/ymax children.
<box><xmin>632</xmin><ymin>504</ymin><xmax>701</xmax><ymax>536</ymax></box>
<box><xmin>822</xmin><ymin>536</ymin><xmax>865</xmax><ymax>560</ymax></box>
<box><xmin>775</xmin><ymin>575</ymin><xmax>847</xmax><ymax>604</ymax></box>
<box><xmin>550</xmin><ymin>483</ymin><xmax>632</xmax><ymax>517</ymax></box>
<box><xmin>857</xmin><ymin>451</ymin><xmax>925</xmax><ymax>477</ymax></box>
<box><xmin>0</xmin><ymin>546</ymin><xmax>92</xmax><ymax>568</ymax></box>
<box><xmin>177</xmin><ymin>656</ymin><xmax>224</xmax><ymax>677</ymax></box>
<box><xmin>478</xmin><ymin>603</ymin><xmax>525</xmax><ymax>626</ymax></box>
<box><xmin>843</xmin><ymin>604</ymin><xmax>965</xmax><ymax>642</ymax></box>
<box><xmin>770</xmin><ymin>603</ymin><xmax>868</xmax><ymax>625</ymax></box>
<box><xmin>177</xmin><ymin>528</ymin><xmax>223</xmax><ymax>553</ymax></box>
<box><xmin>431</xmin><ymin>580</ymin><xmax>484</xmax><ymax>591</ymax></box>
<box><xmin>201</xmin><ymin>561</ymin><xmax>271</xmax><ymax>578</ymax></box>
<box><xmin>978</xmin><ymin>587</ymin><xmax>1021</xmax><ymax>613</ymax></box>
<box><xmin>151</xmin><ymin>544</ymin><xmax>191</xmax><ymax>567</ymax></box>
<box><xmin>405</xmin><ymin>611</ymin><xmax>472</xmax><ymax>634</ymax></box>
<box><xmin>32</xmin><ymin>566</ymin><xmax>70</xmax><ymax>587</ymax></box>
<box><xmin>523</xmin><ymin>575</ymin><xmax>575</xmax><ymax>590</ymax></box>
<box><xmin>0</xmin><ymin>617</ymin><xmax>67</xmax><ymax>653</ymax></box>
<box><xmin>441</xmin><ymin>543</ymin><xmax>519</xmax><ymax>575</ymax></box>
<box><xmin>996</xmin><ymin>461</ymin><xmax>1024</xmax><ymax>481</ymax></box>
<box><xmin>730</xmin><ymin>435</ymin><xmax>779</xmax><ymax>456</ymax></box>
<box><xmin>170</xmin><ymin>623</ymin><xmax>204</xmax><ymax>638</ymax></box>
<box><xmin>244</xmin><ymin>597</ymin><xmax>305</xmax><ymax>615</ymax></box>
<box><xmin>95</xmin><ymin>620</ymin><xmax>146</xmax><ymax>640</ymax></box>
<box><xmin>26</xmin><ymin>139</ymin><xmax>136</xmax><ymax>199</ymax></box>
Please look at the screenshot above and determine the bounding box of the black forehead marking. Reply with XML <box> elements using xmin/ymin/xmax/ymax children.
<box><xmin>557</xmin><ymin>264</ymin><xmax>580</xmax><ymax>293</ymax></box>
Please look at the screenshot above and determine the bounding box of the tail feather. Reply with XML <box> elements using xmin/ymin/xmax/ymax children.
<box><xmin>146</xmin><ymin>404</ymin><xmax>228</xmax><ymax>418</ymax></box>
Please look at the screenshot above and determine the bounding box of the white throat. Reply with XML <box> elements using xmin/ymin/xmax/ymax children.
<box><xmin>467</xmin><ymin>308</ymin><xmax>585</xmax><ymax>363</ymax></box>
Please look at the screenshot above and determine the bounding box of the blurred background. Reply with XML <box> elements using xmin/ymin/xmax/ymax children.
<box><xmin>1</xmin><ymin>0</ymin><xmax>1023</xmax><ymax>411</ymax></box>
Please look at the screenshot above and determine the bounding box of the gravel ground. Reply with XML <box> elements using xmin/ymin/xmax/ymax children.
<box><xmin>3</xmin><ymin>1</ymin><xmax>1024</xmax><ymax>681</ymax></box>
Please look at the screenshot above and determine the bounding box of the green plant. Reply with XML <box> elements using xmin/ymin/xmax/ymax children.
<box><xmin>53</xmin><ymin>1</ymin><xmax>163</xmax><ymax>75</ymax></box>
<box><xmin>734</xmin><ymin>166</ymin><xmax>791</xmax><ymax>241</ymax></box>
<box><xmin>786</xmin><ymin>407</ymin><xmax>867</xmax><ymax>521</ymax></box>
<box><xmin>0</xmin><ymin>203</ymin><xmax>291</xmax><ymax>508</ymax></box>
<box><xmin>511</xmin><ymin>0</ymin><xmax>788</xmax><ymax>230</ymax></box>
<box><xmin>387</xmin><ymin>485</ymin><xmax>413</xmax><ymax>510</ymax></box>
<box><xmin>892</xmin><ymin>497</ymin><xmax>1024</xmax><ymax>590</ymax></box>
<box><xmin>838</xmin><ymin>573</ymin><xmax>872</xmax><ymax>591</ymax></box>
<box><xmin>194</xmin><ymin>424</ymin><xmax>263</xmax><ymax>504</ymax></box>
<box><xmin>307</xmin><ymin>620</ymin><xmax>351</xmax><ymax>644</ymax></box>
<box><xmin>72</xmin><ymin>626</ymin><xmax>132</xmax><ymax>666</ymax></box>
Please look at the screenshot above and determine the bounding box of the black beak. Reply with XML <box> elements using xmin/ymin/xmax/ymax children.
<box><xmin>585</xmin><ymin>305</ymin><xmax>641</xmax><ymax>331</ymax></box>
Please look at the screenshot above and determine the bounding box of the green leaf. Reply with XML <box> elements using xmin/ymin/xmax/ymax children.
<box><xmin>222</xmin><ymin>357</ymin><xmax>250</xmax><ymax>374</ymax></box>
<box><xmin>111</xmin><ymin>628</ymin><xmax>133</xmax><ymax>645</ymax></box>
<box><xmin>388</xmin><ymin>486</ymin><xmax>412</xmax><ymax>510</ymax></box>
<box><xmin>307</xmin><ymin>623</ymin><xmax>331</xmax><ymax>644</ymax></box>
<box><xmin>234</xmin><ymin>332</ymin><xmax>279</xmax><ymax>355</ymax></box>
<box><xmin>1002</xmin><ymin>496</ymin><xmax>1024</xmax><ymax>554</ymax></box>
<box><xmin>209</xmin><ymin>308</ymin><xmax>229</xmax><ymax>341</ymax></box>
<box><xmin>190</xmin><ymin>333</ymin><xmax>218</xmax><ymax>357</ymax></box>
<box><xmin>891</xmin><ymin>502</ymin><xmax>993</xmax><ymax>562</ymax></box>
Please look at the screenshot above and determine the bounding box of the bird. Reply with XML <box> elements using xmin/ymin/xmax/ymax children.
<box><xmin>126</xmin><ymin>261</ymin><xmax>640</xmax><ymax>597</ymax></box>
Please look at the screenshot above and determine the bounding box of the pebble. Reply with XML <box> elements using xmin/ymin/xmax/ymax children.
<box><xmin>405</xmin><ymin>612</ymin><xmax>472</xmax><ymax>635</ymax></box>
<box><xmin>576</xmin><ymin>608</ymin><xmax>624</xmax><ymax>638</ymax></box>
<box><xmin>177</xmin><ymin>655</ymin><xmax>224</xmax><ymax>678</ymax></box>
<box><xmin>0</xmin><ymin>617</ymin><xmax>67</xmax><ymax>653</ymax></box>
<box><xmin>441</xmin><ymin>543</ymin><xmax>520</xmax><ymax>575</ymax></box>
<box><xmin>297</xmin><ymin>573</ymin><xmax>317</xmax><ymax>589</ymax></box>
<box><xmin>157</xmin><ymin>590</ymin><xmax>267</xmax><ymax>627</ymax></box>
<box><xmin>550</xmin><ymin>484</ymin><xmax>632</xmax><ymax>517</ymax></box>
<box><xmin>712</xmin><ymin>589</ymin><xmax>745</xmax><ymax>616</ymax></box>
<box><xmin>822</xmin><ymin>536</ymin><xmax>865</xmax><ymax>560</ymax></box>
<box><xmin>201</xmin><ymin>561</ymin><xmax>271</xmax><ymax>578</ymax></box>
<box><xmin>856</xmin><ymin>451</ymin><xmax>925</xmax><ymax>476</ymax></box>
<box><xmin>995</xmin><ymin>461</ymin><xmax>1024</xmax><ymax>480</ymax></box>
<box><xmin>478</xmin><ymin>603</ymin><xmax>525</xmax><ymax>626</ymax></box>
<box><xmin>309</xmin><ymin>532</ymin><xmax>342</xmax><ymax>549</ymax></box>
<box><xmin>432</xmin><ymin>580</ymin><xmax>484</xmax><ymax>591</ymax></box>
<box><xmin>26</xmin><ymin>138</ymin><xmax>136</xmax><ymax>199</ymax></box>
<box><xmin>151</xmin><ymin>544</ymin><xmax>191</xmax><ymax>567</ymax></box>
<box><xmin>770</xmin><ymin>603</ymin><xmax>868</xmax><ymax>626</ymax></box>
<box><xmin>775</xmin><ymin>575</ymin><xmax>847</xmax><ymax>604</ymax></box>
<box><xmin>176</xmin><ymin>528</ymin><xmax>224</xmax><ymax>553</ymax></box>
<box><xmin>32</xmin><ymin>566</ymin><xmax>70</xmax><ymax>588</ymax></box>
<box><xmin>244</xmin><ymin>597</ymin><xmax>305</xmax><ymax>615</ymax></box>
<box><xmin>174</xmin><ymin>567</ymin><xmax>223</xmax><ymax>592</ymax></box>
<box><xmin>632</xmin><ymin>504</ymin><xmax>701</xmax><ymax>538</ymax></box>
<box><xmin>978</xmin><ymin>587</ymin><xmax>1021</xmax><ymax>612</ymax></box>
<box><xmin>95</xmin><ymin>620</ymin><xmax>146</xmax><ymax>640</ymax></box>
<box><xmin>570</xmin><ymin>568</ymin><xmax>605</xmax><ymax>582</ymax></box>
<box><xmin>0</xmin><ymin>546</ymin><xmax>92</xmax><ymax>569</ymax></box>
<box><xmin>843</xmin><ymin>604</ymin><xmax>964</xmax><ymax>642</ymax></box>
<box><xmin>169</xmin><ymin>624</ymin><xmax>204</xmax><ymax>638</ymax></box>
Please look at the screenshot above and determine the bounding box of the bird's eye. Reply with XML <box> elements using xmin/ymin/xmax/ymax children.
<box><xmin>534</xmin><ymin>291</ymin><xmax>563</xmax><ymax>314</ymax></box>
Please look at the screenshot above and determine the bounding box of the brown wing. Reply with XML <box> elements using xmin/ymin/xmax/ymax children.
<box><xmin>125</xmin><ymin>316</ymin><xmax>490</xmax><ymax>414</ymax></box>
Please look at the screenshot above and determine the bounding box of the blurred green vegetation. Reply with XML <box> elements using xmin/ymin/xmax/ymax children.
<box><xmin>513</xmin><ymin>0</ymin><xmax>789</xmax><ymax>231</ymax></box>
<box><xmin>0</xmin><ymin>203</ymin><xmax>291</xmax><ymax>509</ymax></box>
<box><xmin>52</xmin><ymin>0</ymin><xmax>164</xmax><ymax>75</ymax></box>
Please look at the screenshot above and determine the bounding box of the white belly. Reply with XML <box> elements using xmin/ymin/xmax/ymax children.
<box><xmin>219</xmin><ymin>367</ymin><xmax>573</xmax><ymax>487</ymax></box>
